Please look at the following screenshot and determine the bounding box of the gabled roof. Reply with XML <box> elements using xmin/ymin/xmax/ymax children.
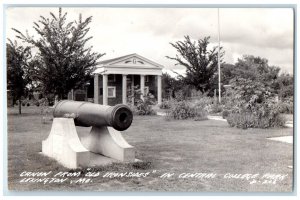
<box><xmin>99</xmin><ymin>54</ymin><xmax>135</xmax><ymax>65</ymax></box>
<box><xmin>98</xmin><ymin>53</ymin><xmax>164</xmax><ymax>69</ymax></box>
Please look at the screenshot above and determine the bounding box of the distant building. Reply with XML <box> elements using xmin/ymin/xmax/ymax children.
<box><xmin>69</xmin><ymin>53</ymin><xmax>163</xmax><ymax>106</ymax></box>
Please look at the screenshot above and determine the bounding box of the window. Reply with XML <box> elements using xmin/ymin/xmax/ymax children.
<box><xmin>145</xmin><ymin>75</ymin><xmax>149</xmax><ymax>82</ymax></box>
<box><xmin>144</xmin><ymin>86</ymin><xmax>149</xmax><ymax>95</ymax></box>
<box><xmin>108</xmin><ymin>74</ymin><xmax>116</xmax><ymax>82</ymax></box>
<box><xmin>107</xmin><ymin>86</ymin><xmax>116</xmax><ymax>98</ymax></box>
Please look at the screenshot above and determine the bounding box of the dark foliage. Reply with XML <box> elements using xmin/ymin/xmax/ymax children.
<box><xmin>13</xmin><ymin>8</ymin><xmax>105</xmax><ymax>100</ymax></box>
<box><xmin>7</xmin><ymin>40</ymin><xmax>32</xmax><ymax>114</ymax></box>
<box><xmin>166</xmin><ymin>36</ymin><xmax>224</xmax><ymax>94</ymax></box>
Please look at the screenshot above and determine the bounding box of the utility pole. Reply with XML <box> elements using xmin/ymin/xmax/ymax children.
<box><xmin>218</xmin><ymin>8</ymin><xmax>221</xmax><ymax>104</ymax></box>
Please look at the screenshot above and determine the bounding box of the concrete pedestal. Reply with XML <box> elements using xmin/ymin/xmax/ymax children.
<box><xmin>81</xmin><ymin>126</ymin><xmax>135</xmax><ymax>162</ymax></box>
<box><xmin>42</xmin><ymin>118</ymin><xmax>90</xmax><ymax>168</ymax></box>
<box><xmin>42</xmin><ymin>118</ymin><xmax>135</xmax><ymax>168</ymax></box>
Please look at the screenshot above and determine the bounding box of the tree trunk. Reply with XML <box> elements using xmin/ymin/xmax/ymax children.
<box><xmin>18</xmin><ymin>99</ymin><xmax>22</xmax><ymax>114</ymax></box>
<box><xmin>59</xmin><ymin>93</ymin><xmax>64</xmax><ymax>101</ymax></box>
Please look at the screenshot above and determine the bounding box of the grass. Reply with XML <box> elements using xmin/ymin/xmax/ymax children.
<box><xmin>7</xmin><ymin>106</ymin><xmax>293</xmax><ymax>192</ymax></box>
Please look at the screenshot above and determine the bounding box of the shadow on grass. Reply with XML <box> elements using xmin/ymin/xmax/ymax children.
<box><xmin>8</xmin><ymin>112</ymin><xmax>40</xmax><ymax>117</ymax></box>
<box><xmin>7</xmin><ymin>106</ymin><xmax>50</xmax><ymax>116</ymax></box>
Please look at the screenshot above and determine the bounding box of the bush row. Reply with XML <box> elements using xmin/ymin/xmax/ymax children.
<box><xmin>226</xmin><ymin>112</ymin><xmax>286</xmax><ymax>129</ymax></box>
<box><xmin>128</xmin><ymin>92</ymin><xmax>156</xmax><ymax>116</ymax></box>
<box><xmin>277</xmin><ymin>99</ymin><xmax>293</xmax><ymax>114</ymax></box>
<box><xmin>15</xmin><ymin>98</ymin><xmax>48</xmax><ymax>107</ymax></box>
<box><xmin>161</xmin><ymin>96</ymin><xmax>223</xmax><ymax>115</ymax></box>
<box><xmin>166</xmin><ymin>100</ymin><xmax>208</xmax><ymax>121</ymax></box>
<box><xmin>159</xmin><ymin>93</ymin><xmax>289</xmax><ymax>129</ymax></box>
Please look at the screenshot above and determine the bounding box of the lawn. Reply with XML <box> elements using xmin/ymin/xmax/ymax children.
<box><xmin>6</xmin><ymin>106</ymin><xmax>293</xmax><ymax>192</ymax></box>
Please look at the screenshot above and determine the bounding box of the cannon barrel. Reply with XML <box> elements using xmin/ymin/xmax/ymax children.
<box><xmin>53</xmin><ymin>100</ymin><xmax>133</xmax><ymax>131</ymax></box>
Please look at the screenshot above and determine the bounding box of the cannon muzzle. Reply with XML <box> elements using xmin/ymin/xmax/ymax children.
<box><xmin>53</xmin><ymin>100</ymin><xmax>133</xmax><ymax>131</ymax></box>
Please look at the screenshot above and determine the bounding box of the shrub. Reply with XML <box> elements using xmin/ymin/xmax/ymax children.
<box><xmin>193</xmin><ymin>96</ymin><xmax>214</xmax><ymax>113</ymax></box>
<box><xmin>159</xmin><ymin>99</ymin><xmax>172</xmax><ymax>109</ymax></box>
<box><xmin>210</xmin><ymin>103</ymin><xmax>223</xmax><ymax>114</ymax></box>
<box><xmin>127</xmin><ymin>88</ymin><xmax>156</xmax><ymax>115</ymax></box>
<box><xmin>227</xmin><ymin>111</ymin><xmax>286</xmax><ymax>129</ymax></box>
<box><xmin>135</xmin><ymin>98</ymin><xmax>156</xmax><ymax>115</ymax></box>
<box><xmin>277</xmin><ymin>98</ymin><xmax>293</xmax><ymax>114</ymax></box>
<box><xmin>277</xmin><ymin>102</ymin><xmax>293</xmax><ymax>114</ymax></box>
<box><xmin>38</xmin><ymin>98</ymin><xmax>48</xmax><ymax>107</ymax></box>
<box><xmin>174</xmin><ymin>90</ymin><xmax>185</xmax><ymax>101</ymax></box>
<box><xmin>127</xmin><ymin>104</ymin><xmax>139</xmax><ymax>115</ymax></box>
<box><xmin>222</xmin><ymin>110</ymin><xmax>230</xmax><ymax>119</ymax></box>
<box><xmin>22</xmin><ymin>102</ymin><xmax>26</xmax><ymax>106</ymax></box>
<box><xmin>192</xmin><ymin>96</ymin><xmax>224</xmax><ymax>115</ymax></box>
<box><xmin>226</xmin><ymin>97</ymin><xmax>287</xmax><ymax>129</ymax></box>
<box><xmin>226</xmin><ymin>77</ymin><xmax>286</xmax><ymax>129</ymax></box>
<box><xmin>26</xmin><ymin>103</ymin><xmax>30</xmax><ymax>106</ymax></box>
<box><xmin>227</xmin><ymin>113</ymin><xmax>255</xmax><ymax>129</ymax></box>
<box><xmin>194</xmin><ymin>108</ymin><xmax>208</xmax><ymax>121</ymax></box>
<box><xmin>128</xmin><ymin>100</ymin><xmax>156</xmax><ymax>116</ymax></box>
<box><xmin>168</xmin><ymin>101</ymin><xmax>195</xmax><ymax>119</ymax></box>
<box><xmin>173</xmin><ymin>85</ymin><xmax>192</xmax><ymax>101</ymax></box>
<box><xmin>167</xmin><ymin>100</ymin><xmax>207</xmax><ymax>120</ymax></box>
<box><xmin>35</xmin><ymin>101</ymin><xmax>40</xmax><ymax>107</ymax></box>
<box><xmin>193</xmin><ymin>96</ymin><xmax>213</xmax><ymax>108</ymax></box>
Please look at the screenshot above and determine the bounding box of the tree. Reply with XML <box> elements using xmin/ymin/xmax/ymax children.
<box><xmin>225</xmin><ymin>55</ymin><xmax>282</xmax><ymax>104</ymax></box>
<box><xmin>13</xmin><ymin>8</ymin><xmax>105</xmax><ymax>101</ymax></box>
<box><xmin>207</xmin><ymin>63</ymin><xmax>235</xmax><ymax>97</ymax></box>
<box><xmin>220</xmin><ymin>63</ymin><xmax>236</xmax><ymax>85</ymax></box>
<box><xmin>161</xmin><ymin>73</ymin><xmax>184</xmax><ymax>99</ymax></box>
<box><xmin>225</xmin><ymin>55</ymin><xmax>286</xmax><ymax>128</ymax></box>
<box><xmin>7</xmin><ymin>40</ymin><xmax>32</xmax><ymax>114</ymax></box>
<box><xmin>276</xmin><ymin>73</ymin><xmax>293</xmax><ymax>100</ymax></box>
<box><xmin>234</xmin><ymin>55</ymin><xmax>280</xmax><ymax>83</ymax></box>
<box><xmin>166</xmin><ymin>35</ymin><xmax>224</xmax><ymax>94</ymax></box>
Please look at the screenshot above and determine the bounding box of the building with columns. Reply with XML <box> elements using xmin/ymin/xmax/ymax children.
<box><xmin>93</xmin><ymin>54</ymin><xmax>163</xmax><ymax>106</ymax></box>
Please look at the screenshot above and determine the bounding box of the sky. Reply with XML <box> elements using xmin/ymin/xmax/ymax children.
<box><xmin>5</xmin><ymin>7</ymin><xmax>294</xmax><ymax>75</ymax></box>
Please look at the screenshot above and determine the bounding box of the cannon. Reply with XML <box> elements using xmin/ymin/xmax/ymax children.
<box><xmin>42</xmin><ymin>100</ymin><xmax>136</xmax><ymax>168</ymax></box>
<box><xmin>53</xmin><ymin>100</ymin><xmax>133</xmax><ymax>131</ymax></box>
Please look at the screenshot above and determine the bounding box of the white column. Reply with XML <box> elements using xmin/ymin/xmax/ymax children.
<box><xmin>103</xmin><ymin>74</ymin><xmax>108</xmax><ymax>105</ymax></box>
<box><xmin>140</xmin><ymin>75</ymin><xmax>145</xmax><ymax>101</ymax></box>
<box><xmin>122</xmin><ymin>74</ymin><xmax>127</xmax><ymax>104</ymax></box>
<box><xmin>157</xmin><ymin>75</ymin><xmax>162</xmax><ymax>105</ymax></box>
<box><xmin>131</xmin><ymin>75</ymin><xmax>134</xmax><ymax>105</ymax></box>
<box><xmin>94</xmin><ymin>74</ymin><xmax>99</xmax><ymax>104</ymax></box>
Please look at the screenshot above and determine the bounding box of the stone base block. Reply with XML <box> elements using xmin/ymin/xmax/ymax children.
<box><xmin>42</xmin><ymin>118</ymin><xmax>90</xmax><ymax>168</ymax></box>
<box><xmin>42</xmin><ymin>118</ymin><xmax>135</xmax><ymax>169</ymax></box>
<box><xmin>81</xmin><ymin>126</ymin><xmax>135</xmax><ymax>162</ymax></box>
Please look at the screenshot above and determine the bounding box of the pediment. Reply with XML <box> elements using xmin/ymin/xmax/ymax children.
<box><xmin>116</xmin><ymin>57</ymin><xmax>146</xmax><ymax>65</ymax></box>
<box><xmin>100</xmin><ymin>54</ymin><xmax>163</xmax><ymax>69</ymax></box>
